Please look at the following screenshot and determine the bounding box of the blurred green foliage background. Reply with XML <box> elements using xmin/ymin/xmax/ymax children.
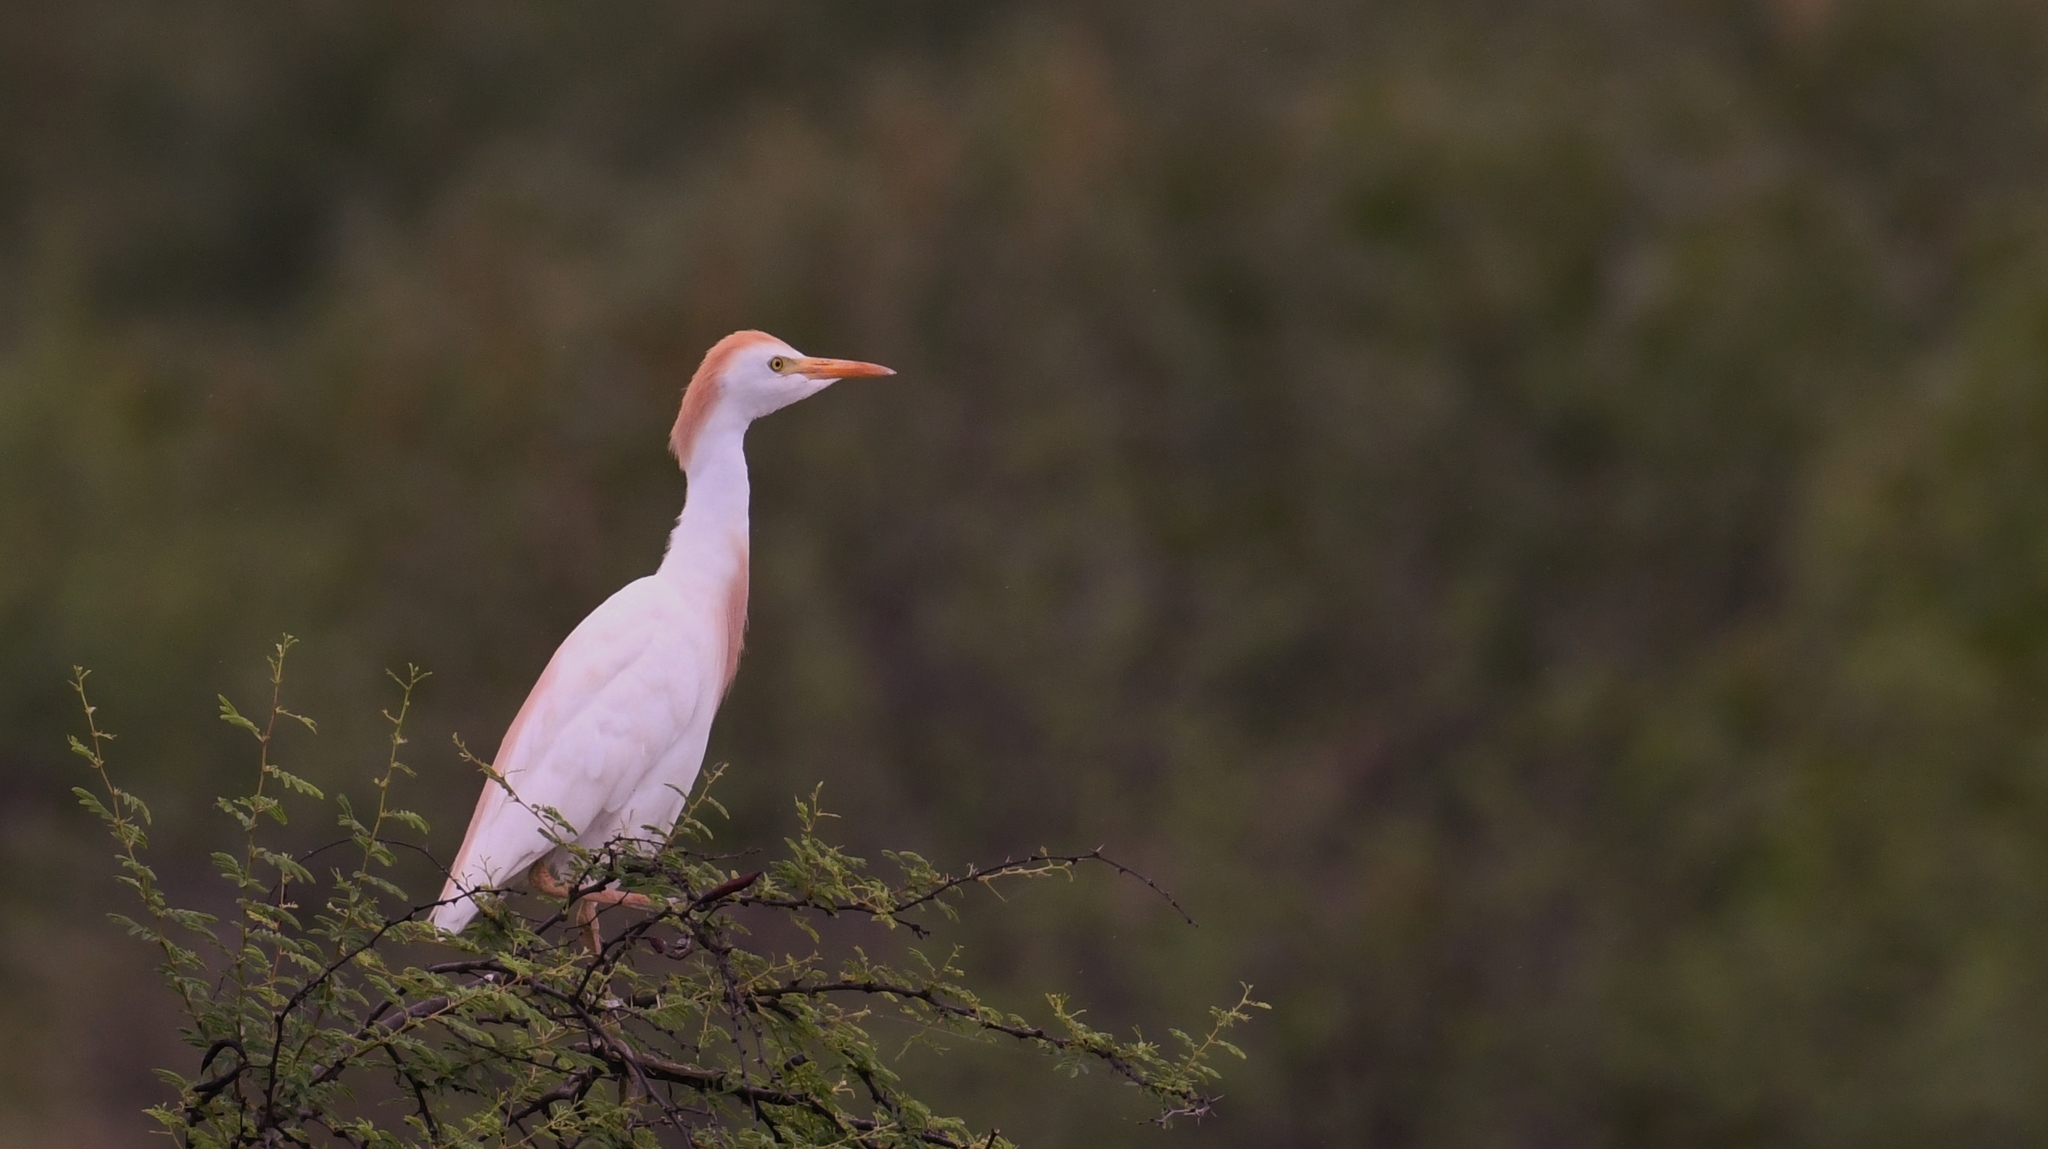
<box><xmin>7</xmin><ymin>0</ymin><xmax>2048</xmax><ymax>1144</ymax></box>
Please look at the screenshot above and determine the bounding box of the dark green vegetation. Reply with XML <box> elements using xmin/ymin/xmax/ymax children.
<box><xmin>70</xmin><ymin>645</ymin><xmax>1257</xmax><ymax>1147</ymax></box>
<box><xmin>7</xmin><ymin>0</ymin><xmax>2048</xmax><ymax>1144</ymax></box>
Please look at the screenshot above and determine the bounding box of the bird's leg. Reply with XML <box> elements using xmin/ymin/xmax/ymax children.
<box><xmin>573</xmin><ymin>896</ymin><xmax>602</xmax><ymax>954</ymax></box>
<box><xmin>575</xmin><ymin>888</ymin><xmax>658</xmax><ymax>952</ymax></box>
<box><xmin>527</xmin><ymin>859</ymin><xmax>655</xmax><ymax>953</ymax></box>
<box><xmin>527</xmin><ymin>860</ymin><xmax>602</xmax><ymax>950</ymax></box>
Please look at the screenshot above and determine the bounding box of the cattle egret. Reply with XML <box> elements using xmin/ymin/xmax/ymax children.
<box><xmin>431</xmin><ymin>330</ymin><xmax>893</xmax><ymax>946</ymax></box>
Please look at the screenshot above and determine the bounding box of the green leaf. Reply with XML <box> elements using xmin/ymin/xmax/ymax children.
<box><xmin>266</xmin><ymin>764</ymin><xmax>326</xmax><ymax>800</ymax></box>
<box><xmin>217</xmin><ymin>695</ymin><xmax>260</xmax><ymax>736</ymax></box>
<box><xmin>72</xmin><ymin>787</ymin><xmax>112</xmax><ymax>822</ymax></box>
<box><xmin>119</xmin><ymin>788</ymin><xmax>153</xmax><ymax>824</ymax></box>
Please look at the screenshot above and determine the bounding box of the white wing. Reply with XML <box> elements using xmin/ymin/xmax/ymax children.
<box><xmin>431</xmin><ymin>577</ymin><xmax>710</xmax><ymax>932</ymax></box>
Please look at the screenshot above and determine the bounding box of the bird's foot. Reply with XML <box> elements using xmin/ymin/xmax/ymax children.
<box><xmin>527</xmin><ymin>859</ymin><xmax>573</xmax><ymax>899</ymax></box>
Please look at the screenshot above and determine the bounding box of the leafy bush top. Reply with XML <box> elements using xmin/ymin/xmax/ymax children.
<box><xmin>70</xmin><ymin>639</ymin><xmax>1261</xmax><ymax>1148</ymax></box>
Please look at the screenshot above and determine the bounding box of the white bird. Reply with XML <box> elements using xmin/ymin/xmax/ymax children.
<box><xmin>431</xmin><ymin>330</ymin><xmax>893</xmax><ymax>944</ymax></box>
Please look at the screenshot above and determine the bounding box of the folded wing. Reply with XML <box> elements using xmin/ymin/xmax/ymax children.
<box><xmin>431</xmin><ymin>578</ymin><xmax>703</xmax><ymax>933</ymax></box>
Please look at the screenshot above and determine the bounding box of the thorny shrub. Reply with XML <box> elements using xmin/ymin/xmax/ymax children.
<box><xmin>69</xmin><ymin>638</ymin><xmax>1263</xmax><ymax>1147</ymax></box>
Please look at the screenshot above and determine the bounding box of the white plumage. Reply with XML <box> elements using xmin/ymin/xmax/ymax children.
<box><xmin>432</xmin><ymin>330</ymin><xmax>893</xmax><ymax>938</ymax></box>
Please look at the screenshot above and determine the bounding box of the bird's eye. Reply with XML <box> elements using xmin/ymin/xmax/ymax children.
<box><xmin>768</xmin><ymin>356</ymin><xmax>787</xmax><ymax>373</ymax></box>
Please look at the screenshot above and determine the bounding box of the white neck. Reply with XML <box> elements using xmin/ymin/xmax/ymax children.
<box><xmin>659</xmin><ymin>423</ymin><xmax>751</xmax><ymax>582</ymax></box>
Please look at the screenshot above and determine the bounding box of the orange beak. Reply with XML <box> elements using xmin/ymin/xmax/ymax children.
<box><xmin>791</xmin><ymin>356</ymin><xmax>895</xmax><ymax>380</ymax></box>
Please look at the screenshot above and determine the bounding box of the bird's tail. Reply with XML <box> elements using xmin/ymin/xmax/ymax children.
<box><xmin>430</xmin><ymin>878</ymin><xmax>481</xmax><ymax>934</ymax></box>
